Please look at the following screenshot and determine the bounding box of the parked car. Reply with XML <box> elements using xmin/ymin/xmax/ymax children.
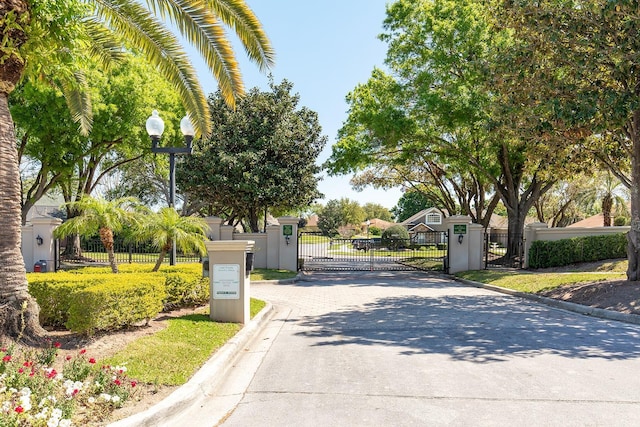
<box><xmin>352</xmin><ymin>238</ymin><xmax>382</xmax><ymax>251</ymax></box>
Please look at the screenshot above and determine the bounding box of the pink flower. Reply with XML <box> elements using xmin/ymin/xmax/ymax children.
<box><xmin>23</xmin><ymin>361</ymin><xmax>32</xmax><ymax>367</ymax></box>
<box><xmin>130</xmin><ymin>381</ymin><xmax>137</xmax><ymax>387</ymax></box>
<box><xmin>89</xmin><ymin>358</ymin><xmax>96</xmax><ymax>364</ymax></box>
<box><xmin>54</xmin><ymin>342</ymin><xmax>61</xmax><ymax>348</ymax></box>
<box><xmin>2</xmin><ymin>355</ymin><xmax>11</xmax><ymax>363</ymax></box>
<box><xmin>66</xmin><ymin>355</ymin><xmax>72</xmax><ymax>361</ymax></box>
<box><xmin>15</xmin><ymin>406</ymin><xmax>24</xmax><ymax>413</ymax></box>
<box><xmin>79</xmin><ymin>349</ymin><xmax>87</xmax><ymax>355</ymax></box>
<box><xmin>114</xmin><ymin>379</ymin><xmax>122</xmax><ymax>386</ymax></box>
<box><xmin>18</xmin><ymin>368</ymin><xmax>24</xmax><ymax>374</ymax></box>
<box><xmin>46</xmin><ymin>369</ymin><xmax>57</xmax><ymax>379</ymax></box>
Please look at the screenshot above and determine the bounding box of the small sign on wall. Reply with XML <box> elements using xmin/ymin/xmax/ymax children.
<box><xmin>453</xmin><ymin>224</ymin><xmax>467</xmax><ymax>235</ymax></box>
<box><xmin>283</xmin><ymin>225</ymin><xmax>293</xmax><ymax>236</ymax></box>
<box><xmin>213</xmin><ymin>264</ymin><xmax>240</xmax><ymax>299</ymax></box>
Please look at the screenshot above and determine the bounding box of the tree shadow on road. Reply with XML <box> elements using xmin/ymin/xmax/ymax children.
<box><xmin>295</xmin><ymin>294</ymin><xmax>640</xmax><ymax>363</ymax></box>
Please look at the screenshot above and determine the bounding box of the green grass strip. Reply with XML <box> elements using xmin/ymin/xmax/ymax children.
<box><xmin>251</xmin><ymin>268</ymin><xmax>297</xmax><ymax>281</ymax></box>
<box><xmin>103</xmin><ymin>298</ymin><xmax>267</xmax><ymax>386</ymax></box>
<box><xmin>456</xmin><ymin>270</ymin><xmax>626</xmax><ymax>294</ymax></box>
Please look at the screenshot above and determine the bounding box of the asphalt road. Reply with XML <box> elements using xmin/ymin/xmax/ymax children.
<box><xmin>215</xmin><ymin>271</ymin><xmax>640</xmax><ymax>427</ymax></box>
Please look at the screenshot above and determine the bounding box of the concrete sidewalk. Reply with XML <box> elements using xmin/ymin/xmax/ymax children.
<box><xmin>111</xmin><ymin>271</ymin><xmax>640</xmax><ymax>426</ymax></box>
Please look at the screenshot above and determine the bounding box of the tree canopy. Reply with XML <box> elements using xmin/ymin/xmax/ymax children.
<box><xmin>178</xmin><ymin>79</ymin><xmax>326</xmax><ymax>232</ymax></box>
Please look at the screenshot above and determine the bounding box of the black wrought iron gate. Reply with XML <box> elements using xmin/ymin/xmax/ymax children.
<box><xmin>298</xmin><ymin>231</ymin><xmax>448</xmax><ymax>272</ymax></box>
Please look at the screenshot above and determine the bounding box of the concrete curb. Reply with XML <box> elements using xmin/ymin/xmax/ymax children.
<box><xmin>108</xmin><ymin>301</ymin><xmax>276</xmax><ymax>427</ymax></box>
<box><xmin>454</xmin><ymin>276</ymin><xmax>640</xmax><ymax>326</ymax></box>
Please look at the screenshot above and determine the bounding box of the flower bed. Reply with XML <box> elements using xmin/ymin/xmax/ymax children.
<box><xmin>0</xmin><ymin>342</ymin><xmax>137</xmax><ymax>426</ymax></box>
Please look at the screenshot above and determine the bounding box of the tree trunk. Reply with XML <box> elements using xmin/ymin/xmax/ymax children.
<box><xmin>0</xmin><ymin>0</ymin><xmax>46</xmax><ymax>343</ymax></box>
<box><xmin>602</xmin><ymin>193</ymin><xmax>613</xmax><ymax>227</ymax></box>
<box><xmin>627</xmin><ymin>112</ymin><xmax>640</xmax><ymax>281</ymax></box>
<box><xmin>153</xmin><ymin>246</ymin><xmax>170</xmax><ymax>272</ymax></box>
<box><xmin>99</xmin><ymin>227</ymin><xmax>119</xmax><ymax>273</ymax></box>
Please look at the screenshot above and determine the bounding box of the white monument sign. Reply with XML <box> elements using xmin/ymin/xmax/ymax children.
<box><xmin>213</xmin><ymin>264</ymin><xmax>240</xmax><ymax>299</ymax></box>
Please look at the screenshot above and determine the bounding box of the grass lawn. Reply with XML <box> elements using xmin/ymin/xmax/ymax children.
<box><xmin>456</xmin><ymin>259</ymin><xmax>628</xmax><ymax>294</ymax></box>
<box><xmin>103</xmin><ymin>298</ymin><xmax>267</xmax><ymax>386</ymax></box>
<box><xmin>251</xmin><ymin>268</ymin><xmax>298</xmax><ymax>281</ymax></box>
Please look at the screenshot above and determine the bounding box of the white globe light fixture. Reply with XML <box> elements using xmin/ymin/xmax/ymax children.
<box><xmin>180</xmin><ymin>115</ymin><xmax>195</xmax><ymax>149</ymax></box>
<box><xmin>146</xmin><ymin>110</ymin><xmax>165</xmax><ymax>148</ymax></box>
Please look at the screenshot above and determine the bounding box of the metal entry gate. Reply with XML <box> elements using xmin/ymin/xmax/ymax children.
<box><xmin>299</xmin><ymin>231</ymin><xmax>448</xmax><ymax>272</ymax></box>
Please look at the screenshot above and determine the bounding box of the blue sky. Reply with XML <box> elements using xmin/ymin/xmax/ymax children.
<box><xmin>192</xmin><ymin>0</ymin><xmax>404</xmax><ymax>210</ymax></box>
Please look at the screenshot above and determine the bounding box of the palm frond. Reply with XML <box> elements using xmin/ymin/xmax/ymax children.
<box><xmin>82</xmin><ymin>16</ymin><xmax>128</xmax><ymax>69</ymax></box>
<box><xmin>93</xmin><ymin>0</ymin><xmax>211</xmax><ymax>137</ymax></box>
<box><xmin>203</xmin><ymin>0</ymin><xmax>275</xmax><ymax>71</ymax></box>
<box><xmin>145</xmin><ymin>0</ymin><xmax>273</xmax><ymax>109</ymax></box>
<box><xmin>60</xmin><ymin>71</ymin><xmax>93</xmax><ymax>136</ymax></box>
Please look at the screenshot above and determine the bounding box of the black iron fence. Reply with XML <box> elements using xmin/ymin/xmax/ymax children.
<box><xmin>59</xmin><ymin>236</ymin><xmax>201</xmax><ymax>265</ymax></box>
<box><xmin>484</xmin><ymin>232</ymin><xmax>523</xmax><ymax>269</ymax></box>
<box><xmin>299</xmin><ymin>231</ymin><xmax>448</xmax><ymax>272</ymax></box>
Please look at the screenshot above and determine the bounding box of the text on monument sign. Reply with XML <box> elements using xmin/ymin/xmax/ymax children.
<box><xmin>213</xmin><ymin>264</ymin><xmax>240</xmax><ymax>299</ymax></box>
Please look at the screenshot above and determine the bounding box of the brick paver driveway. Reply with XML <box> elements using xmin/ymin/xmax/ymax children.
<box><xmin>220</xmin><ymin>271</ymin><xmax>640</xmax><ymax>426</ymax></box>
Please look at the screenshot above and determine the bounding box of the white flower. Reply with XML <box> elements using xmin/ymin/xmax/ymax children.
<box><xmin>87</xmin><ymin>397</ymin><xmax>95</xmax><ymax>404</ymax></box>
<box><xmin>59</xmin><ymin>419</ymin><xmax>72</xmax><ymax>427</ymax></box>
<box><xmin>111</xmin><ymin>395</ymin><xmax>121</xmax><ymax>403</ymax></box>
<box><xmin>20</xmin><ymin>387</ymin><xmax>31</xmax><ymax>396</ymax></box>
<box><xmin>99</xmin><ymin>393</ymin><xmax>112</xmax><ymax>402</ymax></box>
<box><xmin>19</xmin><ymin>394</ymin><xmax>32</xmax><ymax>411</ymax></box>
<box><xmin>0</xmin><ymin>386</ymin><xmax>6</xmax><ymax>393</ymax></box>
<box><xmin>47</xmin><ymin>419</ymin><xmax>59</xmax><ymax>427</ymax></box>
<box><xmin>51</xmin><ymin>408</ymin><xmax>63</xmax><ymax>419</ymax></box>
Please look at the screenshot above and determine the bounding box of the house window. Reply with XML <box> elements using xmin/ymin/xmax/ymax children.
<box><xmin>426</xmin><ymin>213</ymin><xmax>441</xmax><ymax>224</ymax></box>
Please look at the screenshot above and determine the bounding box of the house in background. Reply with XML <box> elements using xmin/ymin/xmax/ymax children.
<box><xmin>25</xmin><ymin>194</ymin><xmax>65</xmax><ymax>223</ymax></box>
<box><xmin>400</xmin><ymin>207</ymin><xmax>447</xmax><ymax>244</ymax></box>
<box><xmin>363</xmin><ymin>218</ymin><xmax>396</xmax><ymax>231</ymax></box>
<box><xmin>400</xmin><ymin>207</ymin><xmax>447</xmax><ymax>233</ymax></box>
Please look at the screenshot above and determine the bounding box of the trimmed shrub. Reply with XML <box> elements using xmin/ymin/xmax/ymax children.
<box><xmin>528</xmin><ymin>233</ymin><xmax>627</xmax><ymax>269</ymax></box>
<box><xmin>66</xmin><ymin>275</ymin><xmax>165</xmax><ymax>335</ymax></box>
<box><xmin>59</xmin><ymin>263</ymin><xmax>208</xmax><ymax>311</ymax></box>
<box><xmin>29</xmin><ymin>264</ymin><xmax>208</xmax><ymax>331</ymax></box>
<box><xmin>369</xmin><ymin>226</ymin><xmax>382</xmax><ymax>236</ymax></box>
<box><xmin>28</xmin><ymin>272</ymin><xmax>107</xmax><ymax>327</ymax></box>
<box><xmin>381</xmin><ymin>225</ymin><xmax>410</xmax><ymax>250</ymax></box>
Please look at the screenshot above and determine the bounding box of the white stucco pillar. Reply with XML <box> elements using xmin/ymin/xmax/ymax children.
<box><xmin>22</xmin><ymin>217</ymin><xmax>62</xmax><ymax>272</ymax></box>
<box><xmin>444</xmin><ymin>215</ymin><xmax>473</xmax><ymax>274</ymax></box>
<box><xmin>203</xmin><ymin>216</ymin><xmax>223</xmax><ymax>241</ymax></box>
<box><xmin>206</xmin><ymin>240</ymin><xmax>255</xmax><ymax>324</ymax></box>
<box><xmin>277</xmin><ymin>217</ymin><xmax>299</xmax><ymax>272</ymax></box>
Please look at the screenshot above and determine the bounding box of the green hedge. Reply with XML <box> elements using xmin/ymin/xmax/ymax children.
<box><xmin>528</xmin><ymin>233</ymin><xmax>627</xmax><ymax>269</ymax></box>
<box><xmin>66</xmin><ymin>276</ymin><xmax>164</xmax><ymax>335</ymax></box>
<box><xmin>27</xmin><ymin>263</ymin><xmax>208</xmax><ymax>333</ymax></box>
<box><xmin>28</xmin><ymin>273</ymin><xmax>108</xmax><ymax>327</ymax></box>
<box><xmin>54</xmin><ymin>263</ymin><xmax>208</xmax><ymax>309</ymax></box>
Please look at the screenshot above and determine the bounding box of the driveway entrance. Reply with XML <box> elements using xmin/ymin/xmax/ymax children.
<box><xmin>298</xmin><ymin>231</ymin><xmax>448</xmax><ymax>272</ymax></box>
<box><xmin>216</xmin><ymin>271</ymin><xmax>640</xmax><ymax>426</ymax></box>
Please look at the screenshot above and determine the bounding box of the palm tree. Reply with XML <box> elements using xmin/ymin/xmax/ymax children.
<box><xmin>0</xmin><ymin>1</ymin><xmax>272</xmax><ymax>340</ymax></box>
<box><xmin>54</xmin><ymin>196</ymin><xmax>141</xmax><ymax>273</ymax></box>
<box><xmin>136</xmin><ymin>207</ymin><xmax>208</xmax><ymax>272</ymax></box>
<box><xmin>578</xmin><ymin>172</ymin><xmax>629</xmax><ymax>227</ymax></box>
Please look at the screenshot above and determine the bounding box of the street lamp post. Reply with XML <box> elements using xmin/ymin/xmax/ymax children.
<box><xmin>146</xmin><ymin>110</ymin><xmax>195</xmax><ymax>265</ymax></box>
